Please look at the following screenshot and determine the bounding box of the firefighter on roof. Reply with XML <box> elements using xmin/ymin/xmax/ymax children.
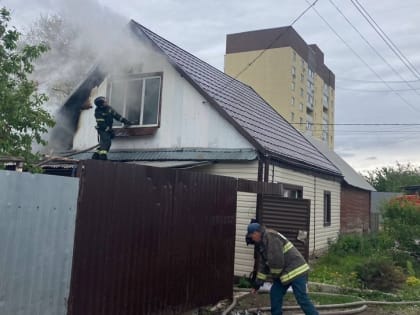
<box><xmin>92</xmin><ymin>96</ymin><xmax>132</xmax><ymax>160</ymax></box>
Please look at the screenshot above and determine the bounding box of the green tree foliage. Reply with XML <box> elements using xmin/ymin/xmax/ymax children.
<box><xmin>382</xmin><ymin>198</ymin><xmax>420</xmax><ymax>253</ymax></box>
<box><xmin>365</xmin><ymin>162</ymin><xmax>420</xmax><ymax>192</ymax></box>
<box><xmin>0</xmin><ymin>7</ymin><xmax>55</xmax><ymax>167</ymax></box>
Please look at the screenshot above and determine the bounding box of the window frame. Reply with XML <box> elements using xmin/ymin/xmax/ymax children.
<box><xmin>323</xmin><ymin>191</ymin><xmax>331</xmax><ymax>226</ymax></box>
<box><xmin>107</xmin><ymin>72</ymin><xmax>163</xmax><ymax>136</ymax></box>
<box><xmin>283</xmin><ymin>184</ymin><xmax>303</xmax><ymax>199</ymax></box>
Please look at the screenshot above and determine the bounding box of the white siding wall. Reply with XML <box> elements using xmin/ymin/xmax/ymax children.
<box><xmin>72</xmin><ymin>45</ymin><xmax>253</xmax><ymax>152</ymax></box>
<box><xmin>196</xmin><ymin>162</ymin><xmax>258</xmax><ymax>277</ymax></box>
<box><xmin>271</xmin><ymin>166</ymin><xmax>341</xmax><ymax>254</ymax></box>
<box><xmin>196</xmin><ymin>161</ymin><xmax>341</xmax><ymax>275</ymax></box>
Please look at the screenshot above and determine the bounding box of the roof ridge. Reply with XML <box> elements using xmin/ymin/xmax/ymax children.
<box><xmin>130</xmin><ymin>20</ymin><xmax>246</xmax><ymax>88</ymax></box>
<box><xmin>126</xmin><ymin>20</ymin><xmax>341</xmax><ymax>176</ymax></box>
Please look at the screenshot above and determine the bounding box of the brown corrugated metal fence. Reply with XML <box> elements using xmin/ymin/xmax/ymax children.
<box><xmin>260</xmin><ymin>195</ymin><xmax>311</xmax><ymax>260</ymax></box>
<box><xmin>68</xmin><ymin>160</ymin><xmax>237</xmax><ymax>315</ymax></box>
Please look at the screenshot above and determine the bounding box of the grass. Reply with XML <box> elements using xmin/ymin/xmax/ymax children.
<box><xmin>309</xmin><ymin>233</ymin><xmax>420</xmax><ymax>302</ymax></box>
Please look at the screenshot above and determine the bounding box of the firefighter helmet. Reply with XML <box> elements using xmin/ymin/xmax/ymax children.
<box><xmin>94</xmin><ymin>96</ymin><xmax>106</xmax><ymax>106</ymax></box>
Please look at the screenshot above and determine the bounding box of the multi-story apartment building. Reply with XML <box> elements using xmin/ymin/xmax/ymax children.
<box><xmin>225</xmin><ymin>26</ymin><xmax>335</xmax><ymax>149</ymax></box>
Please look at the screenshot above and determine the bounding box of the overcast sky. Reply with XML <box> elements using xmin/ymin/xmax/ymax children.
<box><xmin>4</xmin><ymin>0</ymin><xmax>420</xmax><ymax>173</ymax></box>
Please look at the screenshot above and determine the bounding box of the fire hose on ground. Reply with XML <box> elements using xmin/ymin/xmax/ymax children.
<box><xmin>221</xmin><ymin>288</ymin><xmax>420</xmax><ymax>315</ymax></box>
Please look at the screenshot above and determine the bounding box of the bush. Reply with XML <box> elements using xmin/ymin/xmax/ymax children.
<box><xmin>328</xmin><ymin>233</ymin><xmax>393</xmax><ymax>257</ymax></box>
<box><xmin>382</xmin><ymin>199</ymin><xmax>420</xmax><ymax>253</ymax></box>
<box><xmin>237</xmin><ymin>275</ymin><xmax>251</xmax><ymax>288</ymax></box>
<box><xmin>391</xmin><ymin>251</ymin><xmax>420</xmax><ymax>275</ymax></box>
<box><xmin>355</xmin><ymin>257</ymin><xmax>406</xmax><ymax>292</ymax></box>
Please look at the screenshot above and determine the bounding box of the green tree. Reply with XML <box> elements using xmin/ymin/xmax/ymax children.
<box><xmin>365</xmin><ymin>162</ymin><xmax>420</xmax><ymax>192</ymax></box>
<box><xmin>0</xmin><ymin>7</ymin><xmax>55</xmax><ymax>168</ymax></box>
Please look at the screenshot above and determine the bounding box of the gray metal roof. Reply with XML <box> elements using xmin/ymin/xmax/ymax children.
<box><xmin>130</xmin><ymin>21</ymin><xmax>341</xmax><ymax>177</ymax></box>
<box><xmin>305</xmin><ymin>136</ymin><xmax>375</xmax><ymax>191</ymax></box>
<box><xmin>128</xmin><ymin>161</ymin><xmax>211</xmax><ymax>168</ymax></box>
<box><xmin>69</xmin><ymin>148</ymin><xmax>258</xmax><ymax>162</ymax></box>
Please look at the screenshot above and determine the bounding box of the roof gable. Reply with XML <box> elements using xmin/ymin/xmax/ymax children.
<box><xmin>130</xmin><ymin>21</ymin><xmax>340</xmax><ymax>176</ymax></box>
<box><xmin>306</xmin><ymin>136</ymin><xmax>375</xmax><ymax>191</ymax></box>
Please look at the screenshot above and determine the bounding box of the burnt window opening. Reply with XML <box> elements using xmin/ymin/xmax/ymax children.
<box><xmin>323</xmin><ymin>191</ymin><xmax>331</xmax><ymax>226</ymax></box>
<box><xmin>107</xmin><ymin>72</ymin><xmax>162</xmax><ymax>128</ymax></box>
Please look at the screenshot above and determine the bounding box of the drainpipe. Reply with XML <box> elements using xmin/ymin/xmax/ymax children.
<box><xmin>263</xmin><ymin>158</ymin><xmax>269</xmax><ymax>183</ymax></box>
<box><xmin>253</xmin><ymin>155</ymin><xmax>266</xmax><ymax>276</ymax></box>
<box><xmin>256</xmin><ymin>155</ymin><xmax>264</xmax><ymax>222</ymax></box>
<box><xmin>258</xmin><ymin>155</ymin><xmax>269</xmax><ymax>223</ymax></box>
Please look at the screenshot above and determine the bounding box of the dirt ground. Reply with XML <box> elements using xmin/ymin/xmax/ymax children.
<box><xmin>229</xmin><ymin>291</ymin><xmax>420</xmax><ymax>315</ymax></box>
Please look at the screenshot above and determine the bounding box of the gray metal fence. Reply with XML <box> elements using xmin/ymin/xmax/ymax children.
<box><xmin>0</xmin><ymin>170</ymin><xmax>79</xmax><ymax>315</ymax></box>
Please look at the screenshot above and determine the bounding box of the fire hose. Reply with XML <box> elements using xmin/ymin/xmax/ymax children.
<box><xmin>222</xmin><ymin>289</ymin><xmax>420</xmax><ymax>315</ymax></box>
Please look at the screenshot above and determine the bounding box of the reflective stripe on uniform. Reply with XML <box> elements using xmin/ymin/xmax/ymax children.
<box><xmin>271</xmin><ymin>268</ymin><xmax>282</xmax><ymax>275</ymax></box>
<box><xmin>98</xmin><ymin>150</ymin><xmax>108</xmax><ymax>155</ymax></box>
<box><xmin>257</xmin><ymin>272</ymin><xmax>267</xmax><ymax>280</ymax></box>
<box><xmin>96</xmin><ymin>118</ymin><xmax>105</xmax><ymax>121</ymax></box>
<box><xmin>283</xmin><ymin>242</ymin><xmax>294</xmax><ymax>253</ymax></box>
<box><xmin>280</xmin><ymin>263</ymin><xmax>309</xmax><ymax>283</ymax></box>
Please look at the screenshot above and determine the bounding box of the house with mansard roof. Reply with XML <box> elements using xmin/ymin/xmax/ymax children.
<box><xmin>52</xmin><ymin>20</ymin><xmax>343</xmax><ymax>276</ymax></box>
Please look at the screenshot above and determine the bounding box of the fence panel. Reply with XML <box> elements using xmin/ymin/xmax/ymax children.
<box><xmin>261</xmin><ymin>195</ymin><xmax>311</xmax><ymax>260</ymax></box>
<box><xmin>68</xmin><ymin>161</ymin><xmax>237</xmax><ymax>315</ymax></box>
<box><xmin>0</xmin><ymin>170</ymin><xmax>79</xmax><ymax>315</ymax></box>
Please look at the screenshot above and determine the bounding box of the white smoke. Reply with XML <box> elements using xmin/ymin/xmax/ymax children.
<box><xmin>5</xmin><ymin>0</ymin><xmax>150</xmax><ymax>153</ymax></box>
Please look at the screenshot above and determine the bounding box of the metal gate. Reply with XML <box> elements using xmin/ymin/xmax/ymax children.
<box><xmin>68</xmin><ymin>160</ymin><xmax>237</xmax><ymax>315</ymax></box>
<box><xmin>260</xmin><ymin>195</ymin><xmax>311</xmax><ymax>260</ymax></box>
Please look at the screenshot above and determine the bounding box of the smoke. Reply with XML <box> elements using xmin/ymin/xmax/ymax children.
<box><xmin>6</xmin><ymin>0</ymin><xmax>151</xmax><ymax>153</ymax></box>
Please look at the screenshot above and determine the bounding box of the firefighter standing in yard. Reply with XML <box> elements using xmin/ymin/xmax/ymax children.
<box><xmin>91</xmin><ymin>96</ymin><xmax>132</xmax><ymax>160</ymax></box>
<box><xmin>246</xmin><ymin>222</ymin><xmax>319</xmax><ymax>315</ymax></box>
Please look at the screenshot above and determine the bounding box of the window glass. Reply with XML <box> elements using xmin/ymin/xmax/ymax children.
<box><xmin>108</xmin><ymin>73</ymin><xmax>162</xmax><ymax>127</ymax></box>
<box><xmin>324</xmin><ymin>191</ymin><xmax>331</xmax><ymax>226</ymax></box>
<box><xmin>109</xmin><ymin>81</ymin><xmax>126</xmax><ymax>126</ymax></box>
<box><xmin>143</xmin><ymin>77</ymin><xmax>161</xmax><ymax>125</ymax></box>
<box><xmin>126</xmin><ymin>80</ymin><xmax>142</xmax><ymax>125</ymax></box>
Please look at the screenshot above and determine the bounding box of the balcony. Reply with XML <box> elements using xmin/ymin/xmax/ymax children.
<box><xmin>307</xmin><ymin>102</ymin><xmax>314</xmax><ymax>111</ymax></box>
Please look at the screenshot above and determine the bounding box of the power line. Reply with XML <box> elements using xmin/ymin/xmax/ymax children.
<box><xmin>291</xmin><ymin>123</ymin><xmax>420</xmax><ymax>126</ymax></box>
<box><xmin>350</xmin><ymin>0</ymin><xmax>420</xmax><ymax>79</ymax></box>
<box><xmin>337</xmin><ymin>86</ymin><xmax>420</xmax><ymax>93</ymax></box>
<box><xmin>328</xmin><ymin>0</ymin><xmax>420</xmax><ymax>95</ymax></box>
<box><xmin>337</xmin><ymin>77</ymin><xmax>420</xmax><ymax>84</ymax></box>
<box><xmin>310</xmin><ymin>130</ymin><xmax>420</xmax><ymax>134</ymax></box>
<box><xmin>305</xmin><ymin>0</ymin><xmax>420</xmax><ymax>115</ymax></box>
<box><xmin>231</xmin><ymin>0</ymin><xmax>319</xmax><ymax>81</ymax></box>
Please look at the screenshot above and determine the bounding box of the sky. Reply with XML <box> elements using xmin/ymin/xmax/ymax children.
<box><xmin>3</xmin><ymin>0</ymin><xmax>420</xmax><ymax>174</ymax></box>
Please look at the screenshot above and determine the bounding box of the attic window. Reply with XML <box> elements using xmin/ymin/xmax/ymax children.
<box><xmin>108</xmin><ymin>72</ymin><xmax>162</xmax><ymax>129</ymax></box>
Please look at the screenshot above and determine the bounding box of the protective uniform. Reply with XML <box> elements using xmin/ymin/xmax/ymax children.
<box><xmin>249</xmin><ymin>224</ymin><xmax>318</xmax><ymax>315</ymax></box>
<box><xmin>92</xmin><ymin>97</ymin><xmax>131</xmax><ymax>160</ymax></box>
<box><xmin>255</xmin><ymin>227</ymin><xmax>309</xmax><ymax>284</ymax></box>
